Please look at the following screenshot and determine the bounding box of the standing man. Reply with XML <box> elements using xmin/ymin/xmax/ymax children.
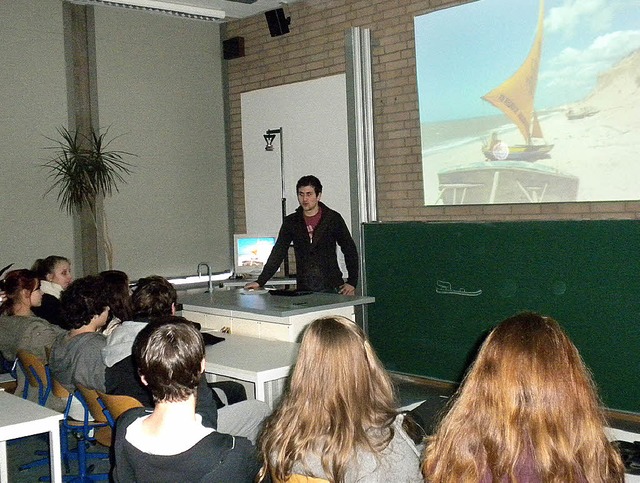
<box><xmin>245</xmin><ymin>175</ymin><xmax>359</xmax><ymax>295</ymax></box>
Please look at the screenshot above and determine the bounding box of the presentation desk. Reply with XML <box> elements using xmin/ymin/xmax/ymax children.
<box><xmin>204</xmin><ymin>332</ymin><xmax>299</xmax><ymax>408</ymax></box>
<box><xmin>0</xmin><ymin>390</ymin><xmax>64</xmax><ymax>483</ymax></box>
<box><xmin>179</xmin><ymin>290</ymin><xmax>374</xmax><ymax>342</ymax></box>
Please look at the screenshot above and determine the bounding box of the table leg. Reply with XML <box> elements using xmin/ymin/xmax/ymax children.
<box><xmin>0</xmin><ymin>440</ymin><xmax>8</xmax><ymax>483</ymax></box>
<box><xmin>254</xmin><ymin>375</ymin><xmax>266</xmax><ymax>403</ymax></box>
<box><xmin>48</xmin><ymin>427</ymin><xmax>63</xmax><ymax>483</ymax></box>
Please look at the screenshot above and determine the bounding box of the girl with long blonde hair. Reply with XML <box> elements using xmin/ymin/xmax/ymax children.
<box><xmin>423</xmin><ymin>312</ymin><xmax>624</xmax><ymax>483</ymax></box>
<box><xmin>258</xmin><ymin>316</ymin><xmax>423</xmax><ymax>483</ymax></box>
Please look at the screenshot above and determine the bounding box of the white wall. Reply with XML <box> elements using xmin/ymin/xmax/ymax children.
<box><xmin>0</xmin><ymin>0</ymin><xmax>74</xmax><ymax>271</ymax></box>
<box><xmin>0</xmin><ymin>2</ymin><xmax>231</xmax><ymax>280</ymax></box>
<box><xmin>93</xmin><ymin>7</ymin><xmax>230</xmax><ymax>279</ymax></box>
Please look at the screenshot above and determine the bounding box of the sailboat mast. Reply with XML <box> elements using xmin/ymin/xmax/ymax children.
<box><xmin>481</xmin><ymin>0</ymin><xmax>545</xmax><ymax>144</ymax></box>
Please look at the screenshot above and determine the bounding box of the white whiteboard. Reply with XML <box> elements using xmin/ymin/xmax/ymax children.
<box><xmin>241</xmin><ymin>74</ymin><xmax>351</xmax><ymax>239</ymax></box>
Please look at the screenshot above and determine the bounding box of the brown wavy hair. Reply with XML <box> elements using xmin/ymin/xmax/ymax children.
<box><xmin>422</xmin><ymin>312</ymin><xmax>624</xmax><ymax>483</ymax></box>
<box><xmin>258</xmin><ymin>316</ymin><xmax>398</xmax><ymax>483</ymax></box>
<box><xmin>0</xmin><ymin>269</ymin><xmax>39</xmax><ymax>315</ymax></box>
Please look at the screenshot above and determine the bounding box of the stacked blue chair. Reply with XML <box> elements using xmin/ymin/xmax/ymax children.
<box><xmin>15</xmin><ymin>350</ymin><xmax>54</xmax><ymax>472</ymax></box>
<box><xmin>44</xmin><ymin>377</ymin><xmax>110</xmax><ymax>482</ymax></box>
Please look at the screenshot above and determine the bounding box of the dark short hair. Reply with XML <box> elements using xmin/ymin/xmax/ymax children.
<box><xmin>296</xmin><ymin>175</ymin><xmax>323</xmax><ymax>196</ymax></box>
<box><xmin>133</xmin><ymin>316</ymin><xmax>204</xmax><ymax>403</ymax></box>
<box><xmin>60</xmin><ymin>275</ymin><xmax>106</xmax><ymax>330</ymax></box>
<box><xmin>131</xmin><ymin>275</ymin><xmax>176</xmax><ymax>319</ymax></box>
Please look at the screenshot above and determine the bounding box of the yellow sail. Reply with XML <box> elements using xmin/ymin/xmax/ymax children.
<box><xmin>482</xmin><ymin>0</ymin><xmax>545</xmax><ymax>144</ymax></box>
<box><xmin>531</xmin><ymin>112</ymin><xmax>543</xmax><ymax>139</ymax></box>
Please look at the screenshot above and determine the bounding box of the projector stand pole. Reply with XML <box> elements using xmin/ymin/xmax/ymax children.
<box><xmin>278</xmin><ymin>128</ymin><xmax>290</xmax><ymax>277</ymax></box>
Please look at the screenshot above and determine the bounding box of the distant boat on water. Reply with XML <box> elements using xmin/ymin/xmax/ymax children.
<box><xmin>436</xmin><ymin>0</ymin><xmax>578</xmax><ymax>205</ymax></box>
<box><xmin>566</xmin><ymin>106</ymin><xmax>599</xmax><ymax>120</ymax></box>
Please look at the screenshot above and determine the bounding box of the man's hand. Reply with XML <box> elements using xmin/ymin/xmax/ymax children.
<box><xmin>339</xmin><ymin>283</ymin><xmax>355</xmax><ymax>296</ymax></box>
<box><xmin>244</xmin><ymin>281</ymin><xmax>261</xmax><ymax>290</ymax></box>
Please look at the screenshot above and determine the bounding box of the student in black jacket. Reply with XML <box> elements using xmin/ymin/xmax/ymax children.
<box><xmin>112</xmin><ymin>317</ymin><xmax>260</xmax><ymax>483</ymax></box>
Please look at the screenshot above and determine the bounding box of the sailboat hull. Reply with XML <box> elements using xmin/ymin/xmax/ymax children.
<box><xmin>437</xmin><ymin>162</ymin><xmax>578</xmax><ymax>204</ymax></box>
<box><xmin>482</xmin><ymin>144</ymin><xmax>553</xmax><ymax>161</ymax></box>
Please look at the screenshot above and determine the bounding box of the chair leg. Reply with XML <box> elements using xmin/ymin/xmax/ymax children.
<box><xmin>38</xmin><ymin>432</ymin><xmax>109</xmax><ymax>482</ymax></box>
<box><xmin>69</xmin><ymin>435</ymin><xmax>109</xmax><ymax>481</ymax></box>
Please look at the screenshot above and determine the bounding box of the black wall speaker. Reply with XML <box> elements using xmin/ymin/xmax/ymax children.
<box><xmin>265</xmin><ymin>8</ymin><xmax>290</xmax><ymax>37</ymax></box>
<box><xmin>223</xmin><ymin>36</ymin><xmax>245</xmax><ymax>60</ymax></box>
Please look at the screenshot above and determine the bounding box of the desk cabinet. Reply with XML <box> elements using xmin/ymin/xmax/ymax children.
<box><xmin>182</xmin><ymin>305</ymin><xmax>355</xmax><ymax>342</ymax></box>
<box><xmin>179</xmin><ymin>291</ymin><xmax>373</xmax><ymax>343</ymax></box>
<box><xmin>181</xmin><ymin>311</ymin><xmax>230</xmax><ymax>332</ymax></box>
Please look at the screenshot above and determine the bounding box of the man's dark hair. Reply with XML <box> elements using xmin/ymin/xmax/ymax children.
<box><xmin>131</xmin><ymin>275</ymin><xmax>176</xmax><ymax>319</ymax></box>
<box><xmin>296</xmin><ymin>175</ymin><xmax>323</xmax><ymax>196</ymax></box>
<box><xmin>133</xmin><ymin>316</ymin><xmax>204</xmax><ymax>402</ymax></box>
<box><xmin>60</xmin><ymin>275</ymin><xmax>107</xmax><ymax>330</ymax></box>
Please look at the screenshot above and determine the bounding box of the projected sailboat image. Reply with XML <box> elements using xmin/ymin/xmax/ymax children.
<box><xmin>481</xmin><ymin>0</ymin><xmax>551</xmax><ymax>162</ymax></box>
<box><xmin>437</xmin><ymin>0</ymin><xmax>578</xmax><ymax>204</ymax></box>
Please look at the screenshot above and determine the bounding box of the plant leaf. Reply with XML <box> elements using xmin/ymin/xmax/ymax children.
<box><xmin>41</xmin><ymin>126</ymin><xmax>135</xmax><ymax>214</ymax></box>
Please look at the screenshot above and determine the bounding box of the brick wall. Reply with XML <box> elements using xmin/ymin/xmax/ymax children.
<box><xmin>223</xmin><ymin>0</ymin><xmax>640</xmax><ymax>233</ymax></box>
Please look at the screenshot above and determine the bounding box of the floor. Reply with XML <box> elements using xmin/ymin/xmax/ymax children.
<box><xmin>5</xmin><ymin>375</ymin><xmax>640</xmax><ymax>482</ymax></box>
<box><xmin>7</xmin><ymin>432</ymin><xmax>112</xmax><ymax>482</ymax></box>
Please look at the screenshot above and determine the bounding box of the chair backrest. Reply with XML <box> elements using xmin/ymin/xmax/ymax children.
<box><xmin>96</xmin><ymin>391</ymin><xmax>143</xmax><ymax>427</ymax></box>
<box><xmin>16</xmin><ymin>349</ymin><xmax>51</xmax><ymax>405</ymax></box>
<box><xmin>75</xmin><ymin>383</ymin><xmax>114</xmax><ymax>447</ymax></box>
<box><xmin>50</xmin><ymin>376</ymin><xmax>71</xmax><ymax>400</ymax></box>
<box><xmin>75</xmin><ymin>383</ymin><xmax>108</xmax><ymax>424</ymax></box>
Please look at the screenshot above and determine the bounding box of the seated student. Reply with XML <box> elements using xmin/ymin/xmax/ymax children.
<box><xmin>0</xmin><ymin>269</ymin><xmax>64</xmax><ymax>362</ymax></box>
<box><xmin>31</xmin><ymin>255</ymin><xmax>73</xmax><ymax>328</ymax></box>
<box><xmin>102</xmin><ymin>275</ymin><xmax>270</xmax><ymax>441</ymax></box>
<box><xmin>98</xmin><ymin>270</ymin><xmax>132</xmax><ymax>336</ymax></box>
<box><xmin>258</xmin><ymin>316</ymin><xmax>423</xmax><ymax>483</ymax></box>
<box><xmin>422</xmin><ymin>312</ymin><xmax>625</xmax><ymax>483</ymax></box>
<box><xmin>112</xmin><ymin>316</ymin><xmax>260</xmax><ymax>483</ymax></box>
<box><xmin>49</xmin><ymin>275</ymin><xmax>109</xmax><ymax>393</ymax></box>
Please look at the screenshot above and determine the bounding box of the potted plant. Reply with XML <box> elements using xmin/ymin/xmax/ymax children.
<box><xmin>43</xmin><ymin>126</ymin><xmax>134</xmax><ymax>270</ymax></box>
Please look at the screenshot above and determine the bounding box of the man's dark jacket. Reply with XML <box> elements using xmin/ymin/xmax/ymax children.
<box><xmin>256</xmin><ymin>202</ymin><xmax>358</xmax><ymax>292</ymax></box>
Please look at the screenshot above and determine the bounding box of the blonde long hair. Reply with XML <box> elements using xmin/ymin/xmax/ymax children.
<box><xmin>258</xmin><ymin>316</ymin><xmax>398</xmax><ymax>483</ymax></box>
<box><xmin>423</xmin><ymin>312</ymin><xmax>624</xmax><ymax>483</ymax></box>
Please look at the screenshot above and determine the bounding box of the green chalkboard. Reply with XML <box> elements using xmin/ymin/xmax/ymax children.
<box><xmin>363</xmin><ymin>220</ymin><xmax>640</xmax><ymax>413</ymax></box>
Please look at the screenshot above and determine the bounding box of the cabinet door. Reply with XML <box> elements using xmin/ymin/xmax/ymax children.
<box><xmin>258</xmin><ymin>321</ymin><xmax>291</xmax><ymax>341</ymax></box>
<box><xmin>181</xmin><ymin>310</ymin><xmax>230</xmax><ymax>331</ymax></box>
<box><xmin>231</xmin><ymin>318</ymin><xmax>292</xmax><ymax>341</ymax></box>
<box><xmin>231</xmin><ymin>318</ymin><xmax>261</xmax><ymax>337</ymax></box>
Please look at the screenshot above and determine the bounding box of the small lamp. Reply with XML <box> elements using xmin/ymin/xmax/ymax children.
<box><xmin>264</xmin><ymin>133</ymin><xmax>276</xmax><ymax>151</ymax></box>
